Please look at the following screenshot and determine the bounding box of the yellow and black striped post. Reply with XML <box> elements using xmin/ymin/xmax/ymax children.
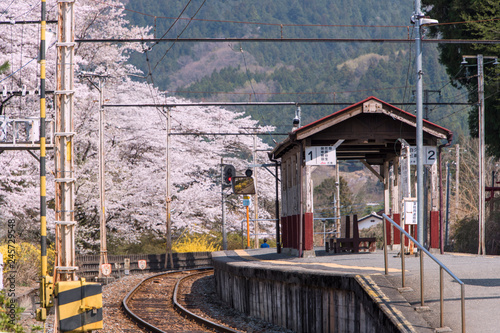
<box><xmin>39</xmin><ymin>0</ymin><xmax>50</xmax><ymax>315</ymax></box>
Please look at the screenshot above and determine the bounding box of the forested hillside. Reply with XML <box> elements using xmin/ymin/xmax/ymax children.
<box><xmin>124</xmin><ymin>0</ymin><xmax>470</xmax><ymax>139</ymax></box>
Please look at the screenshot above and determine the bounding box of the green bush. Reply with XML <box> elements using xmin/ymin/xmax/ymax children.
<box><xmin>450</xmin><ymin>217</ymin><xmax>478</xmax><ymax>254</ymax></box>
<box><xmin>0</xmin><ymin>290</ymin><xmax>41</xmax><ymax>333</ymax></box>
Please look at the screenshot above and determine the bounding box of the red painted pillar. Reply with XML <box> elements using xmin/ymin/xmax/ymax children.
<box><xmin>303</xmin><ymin>213</ymin><xmax>314</xmax><ymax>251</ymax></box>
<box><xmin>393</xmin><ymin>214</ymin><xmax>401</xmax><ymax>245</ymax></box>
<box><xmin>281</xmin><ymin>216</ymin><xmax>288</xmax><ymax>248</ymax></box>
<box><xmin>353</xmin><ymin>215</ymin><xmax>359</xmax><ymax>252</ymax></box>
<box><xmin>345</xmin><ymin>215</ymin><xmax>351</xmax><ymax>239</ymax></box>
<box><xmin>385</xmin><ymin>216</ymin><xmax>392</xmax><ymax>245</ymax></box>
<box><xmin>430</xmin><ymin>211</ymin><xmax>440</xmax><ymax>249</ymax></box>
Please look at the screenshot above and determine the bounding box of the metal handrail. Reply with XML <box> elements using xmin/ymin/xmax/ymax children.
<box><xmin>382</xmin><ymin>214</ymin><xmax>465</xmax><ymax>333</ymax></box>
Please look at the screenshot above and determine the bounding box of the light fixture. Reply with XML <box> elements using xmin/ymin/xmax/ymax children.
<box><xmin>420</xmin><ymin>18</ymin><xmax>439</xmax><ymax>26</ymax></box>
<box><xmin>493</xmin><ymin>58</ymin><xmax>499</xmax><ymax>65</ymax></box>
<box><xmin>461</xmin><ymin>58</ymin><xmax>468</xmax><ymax>65</ymax></box>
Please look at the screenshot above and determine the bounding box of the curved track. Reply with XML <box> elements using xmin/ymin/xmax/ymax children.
<box><xmin>122</xmin><ymin>268</ymin><xmax>239</xmax><ymax>333</ymax></box>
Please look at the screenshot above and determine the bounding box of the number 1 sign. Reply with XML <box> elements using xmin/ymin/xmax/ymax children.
<box><xmin>305</xmin><ymin>146</ymin><xmax>336</xmax><ymax>166</ymax></box>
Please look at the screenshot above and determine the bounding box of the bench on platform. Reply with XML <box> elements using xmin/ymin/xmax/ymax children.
<box><xmin>325</xmin><ymin>215</ymin><xmax>377</xmax><ymax>253</ymax></box>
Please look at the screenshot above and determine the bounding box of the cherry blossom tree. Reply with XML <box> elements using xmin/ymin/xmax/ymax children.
<box><xmin>0</xmin><ymin>0</ymin><xmax>278</xmax><ymax>250</ymax></box>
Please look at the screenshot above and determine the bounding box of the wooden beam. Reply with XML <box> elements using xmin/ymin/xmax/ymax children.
<box><xmin>361</xmin><ymin>160</ymin><xmax>383</xmax><ymax>182</ymax></box>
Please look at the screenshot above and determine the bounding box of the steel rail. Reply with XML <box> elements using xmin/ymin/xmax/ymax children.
<box><xmin>173</xmin><ymin>270</ymin><xmax>240</xmax><ymax>333</ymax></box>
<box><xmin>382</xmin><ymin>214</ymin><xmax>465</xmax><ymax>333</ymax></box>
<box><xmin>122</xmin><ymin>268</ymin><xmax>238</xmax><ymax>333</ymax></box>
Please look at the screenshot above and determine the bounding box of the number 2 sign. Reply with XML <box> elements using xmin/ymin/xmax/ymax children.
<box><xmin>410</xmin><ymin>146</ymin><xmax>437</xmax><ymax>165</ymax></box>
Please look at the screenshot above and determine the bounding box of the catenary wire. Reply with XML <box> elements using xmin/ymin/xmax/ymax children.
<box><xmin>152</xmin><ymin>0</ymin><xmax>207</xmax><ymax>71</ymax></box>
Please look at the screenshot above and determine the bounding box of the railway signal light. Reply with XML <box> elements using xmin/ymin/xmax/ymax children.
<box><xmin>223</xmin><ymin>165</ymin><xmax>236</xmax><ymax>185</ymax></box>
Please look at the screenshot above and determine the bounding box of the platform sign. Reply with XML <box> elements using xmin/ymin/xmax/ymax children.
<box><xmin>124</xmin><ymin>258</ymin><xmax>130</xmax><ymax>275</ymax></box>
<box><xmin>403</xmin><ymin>198</ymin><xmax>418</xmax><ymax>225</ymax></box>
<box><xmin>138</xmin><ymin>260</ymin><xmax>147</xmax><ymax>270</ymax></box>
<box><xmin>242</xmin><ymin>195</ymin><xmax>251</xmax><ymax>207</ymax></box>
<box><xmin>305</xmin><ymin>146</ymin><xmax>336</xmax><ymax>166</ymax></box>
<box><xmin>101</xmin><ymin>263</ymin><xmax>112</xmax><ymax>276</ymax></box>
<box><xmin>410</xmin><ymin>146</ymin><xmax>437</xmax><ymax>165</ymax></box>
<box><xmin>400</xmin><ymin>146</ymin><xmax>411</xmax><ymax>198</ymax></box>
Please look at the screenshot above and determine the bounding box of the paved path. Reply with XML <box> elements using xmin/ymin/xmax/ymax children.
<box><xmin>228</xmin><ymin>248</ymin><xmax>500</xmax><ymax>332</ymax></box>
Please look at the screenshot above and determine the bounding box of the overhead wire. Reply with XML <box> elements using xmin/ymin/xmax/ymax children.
<box><xmin>148</xmin><ymin>0</ymin><xmax>192</xmax><ymax>52</ymax></box>
<box><xmin>238</xmin><ymin>43</ymin><xmax>277</xmax><ymax>142</ymax></box>
<box><xmin>13</xmin><ymin>1</ymin><xmax>41</xmax><ymax>21</ymax></box>
<box><xmin>0</xmin><ymin>0</ymin><xmax>16</xmax><ymax>19</ymax></box>
<box><xmin>152</xmin><ymin>0</ymin><xmax>207</xmax><ymax>71</ymax></box>
<box><xmin>94</xmin><ymin>0</ymin><xmax>500</xmax><ymax>31</ymax></box>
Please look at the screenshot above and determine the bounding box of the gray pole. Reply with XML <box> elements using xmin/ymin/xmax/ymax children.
<box><xmin>166</xmin><ymin>107</ymin><xmax>173</xmax><ymax>268</ymax></box>
<box><xmin>414</xmin><ymin>1</ymin><xmax>424</xmax><ymax>247</ymax></box>
<box><xmin>253</xmin><ymin>132</ymin><xmax>259</xmax><ymax>248</ymax></box>
<box><xmin>478</xmin><ymin>54</ymin><xmax>486</xmax><ymax>255</ymax></box>
<box><xmin>98</xmin><ymin>76</ymin><xmax>108</xmax><ymax>276</ymax></box>
<box><xmin>445</xmin><ymin>162</ymin><xmax>450</xmax><ymax>247</ymax></box>
<box><xmin>221</xmin><ymin>158</ymin><xmax>227</xmax><ymax>250</ymax></box>
<box><xmin>455</xmin><ymin>144</ymin><xmax>460</xmax><ymax>222</ymax></box>
<box><xmin>275</xmin><ymin>161</ymin><xmax>281</xmax><ymax>253</ymax></box>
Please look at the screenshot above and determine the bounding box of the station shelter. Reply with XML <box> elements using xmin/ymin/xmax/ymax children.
<box><xmin>269</xmin><ymin>97</ymin><xmax>452</xmax><ymax>257</ymax></box>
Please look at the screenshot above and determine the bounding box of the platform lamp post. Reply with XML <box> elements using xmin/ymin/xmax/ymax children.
<box><xmin>412</xmin><ymin>1</ymin><xmax>438</xmax><ymax>308</ymax></box>
<box><xmin>461</xmin><ymin>55</ymin><xmax>499</xmax><ymax>255</ymax></box>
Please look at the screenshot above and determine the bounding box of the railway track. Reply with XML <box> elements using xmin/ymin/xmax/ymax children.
<box><xmin>122</xmin><ymin>268</ymin><xmax>239</xmax><ymax>333</ymax></box>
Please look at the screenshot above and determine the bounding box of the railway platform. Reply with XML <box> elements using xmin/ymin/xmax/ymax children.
<box><xmin>213</xmin><ymin>247</ymin><xmax>500</xmax><ymax>332</ymax></box>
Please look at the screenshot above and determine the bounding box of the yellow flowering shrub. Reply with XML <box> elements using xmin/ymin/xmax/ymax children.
<box><xmin>0</xmin><ymin>242</ymin><xmax>55</xmax><ymax>286</ymax></box>
<box><xmin>172</xmin><ymin>234</ymin><xmax>221</xmax><ymax>253</ymax></box>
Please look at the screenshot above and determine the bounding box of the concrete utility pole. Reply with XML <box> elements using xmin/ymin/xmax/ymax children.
<box><xmin>166</xmin><ymin>107</ymin><xmax>173</xmax><ymax>268</ymax></box>
<box><xmin>221</xmin><ymin>158</ymin><xmax>227</xmax><ymax>250</ymax></box>
<box><xmin>98</xmin><ymin>76</ymin><xmax>108</xmax><ymax>275</ymax></box>
<box><xmin>461</xmin><ymin>55</ymin><xmax>498</xmax><ymax>255</ymax></box>
<box><xmin>413</xmin><ymin>1</ymin><xmax>438</xmax><ymax>309</ymax></box>
<box><xmin>79</xmin><ymin>73</ymin><xmax>109</xmax><ymax>277</ymax></box>
<box><xmin>455</xmin><ymin>144</ymin><xmax>460</xmax><ymax>223</ymax></box>
<box><xmin>253</xmin><ymin>131</ymin><xmax>259</xmax><ymax>248</ymax></box>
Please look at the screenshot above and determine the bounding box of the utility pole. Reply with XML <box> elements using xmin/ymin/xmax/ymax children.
<box><xmin>336</xmin><ymin>162</ymin><xmax>341</xmax><ymax>237</ymax></box>
<box><xmin>98</xmin><ymin>76</ymin><xmax>108</xmax><ymax>275</ymax></box>
<box><xmin>166</xmin><ymin>107</ymin><xmax>173</xmax><ymax>268</ymax></box>
<box><xmin>455</xmin><ymin>144</ymin><xmax>460</xmax><ymax>223</ymax></box>
<box><xmin>54</xmin><ymin>0</ymin><xmax>76</xmax><ymax>283</ymax></box>
<box><xmin>461</xmin><ymin>55</ymin><xmax>498</xmax><ymax>255</ymax></box>
<box><xmin>412</xmin><ymin>2</ymin><xmax>438</xmax><ymax>308</ymax></box>
<box><xmin>253</xmin><ymin>131</ymin><xmax>259</xmax><ymax>248</ymax></box>
<box><xmin>221</xmin><ymin>158</ymin><xmax>227</xmax><ymax>250</ymax></box>
<box><xmin>79</xmin><ymin>72</ymin><xmax>109</xmax><ymax>277</ymax></box>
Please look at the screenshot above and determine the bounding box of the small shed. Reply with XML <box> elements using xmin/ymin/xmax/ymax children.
<box><xmin>269</xmin><ymin>97</ymin><xmax>452</xmax><ymax>257</ymax></box>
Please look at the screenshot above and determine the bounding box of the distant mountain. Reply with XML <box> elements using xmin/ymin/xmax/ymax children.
<box><xmin>124</xmin><ymin>0</ymin><xmax>469</xmax><ymax>140</ymax></box>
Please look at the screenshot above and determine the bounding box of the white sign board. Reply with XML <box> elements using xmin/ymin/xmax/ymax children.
<box><xmin>138</xmin><ymin>260</ymin><xmax>147</xmax><ymax>270</ymax></box>
<box><xmin>410</xmin><ymin>146</ymin><xmax>437</xmax><ymax>165</ymax></box>
<box><xmin>403</xmin><ymin>198</ymin><xmax>418</xmax><ymax>225</ymax></box>
<box><xmin>305</xmin><ymin>146</ymin><xmax>336</xmax><ymax>166</ymax></box>
<box><xmin>400</xmin><ymin>146</ymin><xmax>411</xmax><ymax>198</ymax></box>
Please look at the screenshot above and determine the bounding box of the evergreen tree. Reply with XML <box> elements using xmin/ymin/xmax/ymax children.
<box><xmin>423</xmin><ymin>0</ymin><xmax>500</xmax><ymax>156</ymax></box>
